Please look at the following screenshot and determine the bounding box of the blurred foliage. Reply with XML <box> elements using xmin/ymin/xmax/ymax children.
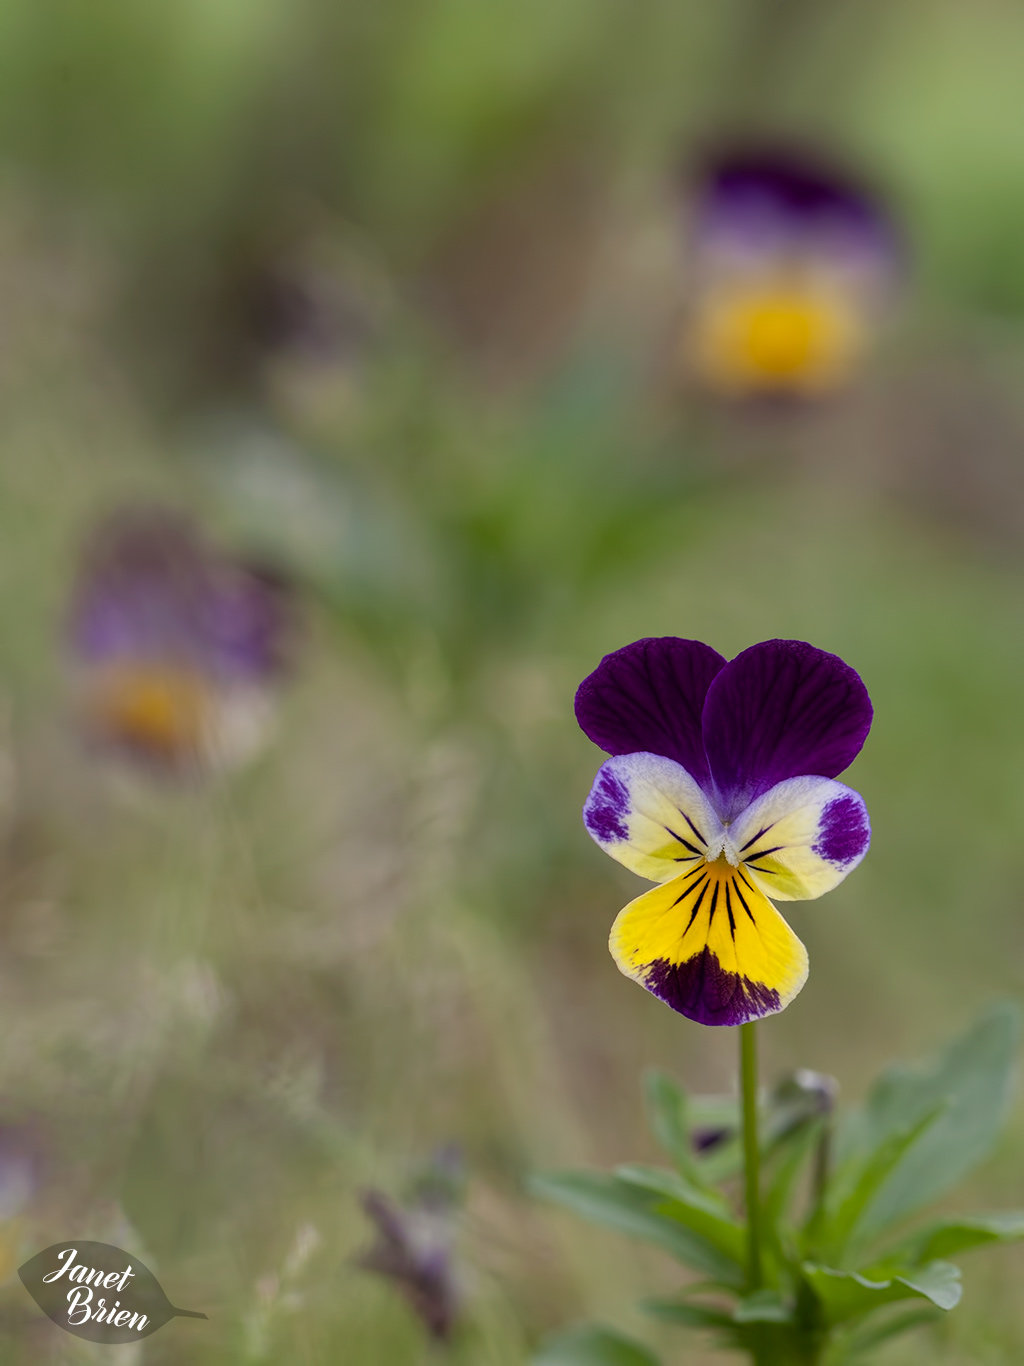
<box><xmin>0</xmin><ymin>0</ymin><xmax>1020</xmax><ymax>1362</ymax></box>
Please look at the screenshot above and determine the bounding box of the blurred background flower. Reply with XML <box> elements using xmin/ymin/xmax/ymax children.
<box><xmin>357</xmin><ymin>1146</ymin><xmax>465</xmax><ymax>1343</ymax></box>
<box><xmin>680</xmin><ymin>147</ymin><xmax>899</xmax><ymax>399</ymax></box>
<box><xmin>67</xmin><ymin>509</ymin><xmax>294</xmax><ymax>777</ymax></box>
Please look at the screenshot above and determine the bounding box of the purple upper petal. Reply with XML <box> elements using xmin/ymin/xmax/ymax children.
<box><xmin>692</xmin><ymin>147</ymin><xmax>897</xmax><ymax>273</ymax></box>
<box><xmin>702</xmin><ymin>150</ymin><xmax>879</xmax><ymax>225</ymax></box>
<box><xmin>203</xmin><ymin>560</ymin><xmax>294</xmax><ymax>680</ymax></box>
<box><xmin>574</xmin><ymin>638</ymin><xmax>726</xmax><ymax>788</ymax></box>
<box><xmin>701</xmin><ymin>640</ymin><xmax>872</xmax><ymax>820</ymax></box>
<box><xmin>69</xmin><ymin>509</ymin><xmax>293</xmax><ymax>684</ymax></box>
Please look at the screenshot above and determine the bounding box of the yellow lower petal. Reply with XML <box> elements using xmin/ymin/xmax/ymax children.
<box><xmin>609</xmin><ymin>859</ymin><xmax>808</xmax><ymax>1025</ymax></box>
<box><xmin>688</xmin><ymin>279</ymin><xmax>864</xmax><ymax>396</ymax></box>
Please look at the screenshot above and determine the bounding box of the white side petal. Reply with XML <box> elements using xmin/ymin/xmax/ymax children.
<box><xmin>583</xmin><ymin>752</ymin><xmax>726</xmax><ymax>883</ymax></box>
<box><xmin>725</xmin><ymin>775</ymin><xmax>870</xmax><ymax>901</ymax></box>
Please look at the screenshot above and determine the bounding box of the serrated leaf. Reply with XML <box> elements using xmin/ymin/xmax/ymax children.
<box><xmin>801</xmin><ymin>1259</ymin><xmax>962</xmax><ymax>1325</ymax></box>
<box><xmin>836</xmin><ymin>1004</ymin><xmax>1019</xmax><ymax>1244</ymax></box>
<box><xmin>18</xmin><ymin>1242</ymin><xmax>206</xmax><ymax>1344</ymax></box>
<box><xmin>533</xmin><ymin>1323</ymin><xmax>661</xmax><ymax>1365</ymax></box>
<box><xmin>887</xmin><ymin>1211</ymin><xmax>1024</xmax><ymax>1264</ymax></box>
<box><xmin>530</xmin><ymin>1171</ymin><xmax>745</xmax><ymax>1287</ymax></box>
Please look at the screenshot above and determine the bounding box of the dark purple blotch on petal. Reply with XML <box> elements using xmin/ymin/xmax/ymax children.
<box><xmin>584</xmin><ymin>766</ymin><xmax>630</xmax><ymax>843</ymax></box>
<box><xmin>643</xmin><ymin>950</ymin><xmax>781</xmax><ymax>1026</ymax></box>
<box><xmin>814</xmin><ymin>794</ymin><xmax>870</xmax><ymax>867</ymax></box>
<box><xmin>575</xmin><ymin>638</ymin><xmax>726</xmax><ymax>787</ymax></box>
<box><xmin>702</xmin><ymin>640</ymin><xmax>872</xmax><ymax>820</ymax></box>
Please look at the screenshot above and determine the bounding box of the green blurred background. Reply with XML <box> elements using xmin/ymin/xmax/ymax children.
<box><xmin>0</xmin><ymin>0</ymin><xmax>1022</xmax><ymax>1361</ymax></box>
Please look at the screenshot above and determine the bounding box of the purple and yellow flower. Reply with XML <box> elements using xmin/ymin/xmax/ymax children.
<box><xmin>683</xmin><ymin>149</ymin><xmax>897</xmax><ymax>397</ymax></box>
<box><xmin>68</xmin><ymin>509</ymin><xmax>293</xmax><ymax>775</ymax></box>
<box><xmin>576</xmin><ymin>638</ymin><xmax>872</xmax><ymax>1025</ymax></box>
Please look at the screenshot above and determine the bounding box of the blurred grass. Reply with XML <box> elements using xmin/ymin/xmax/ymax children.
<box><xmin>0</xmin><ymin>1</ymin><xmax>1022</xmax><ymax>1362</ymax></box>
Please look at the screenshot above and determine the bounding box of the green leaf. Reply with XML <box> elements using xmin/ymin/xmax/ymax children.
<box><xmin>888</xmin><ymin>1211</ymin><xmax>1024</xmax><ymax>1263</ymax></box>
<box><xmin>695</xmin><ymin>1088</ymin><xmax>824</xmax><ymax>1186</ymax></box>
<box><xmin>836</xmin><ymin>1004</ymin><xmax>1019</xmax><ymax>1244</ymax></box>
<box><xmin>644</xmin><ymin>1070</ymin><xmax>704</xmax><ymax>1185</ymax></box>
<box><xmin>613</xmin><ymin>1164</ymin><xmax>732</xmax><ymax>1219</ymax></box>
<box><xmin>732</xmin><ymin>1290</ymin><xmax>793</xmax><ymax>1324</ymax></box>
<box><xmin>801</xmin><ymin>1259</ymin><xmax>962</xmax><ymax>1325</ymax></box>
<box><xmin>841</xmin><ymin>1305</ymin><xmax>940</xmax><ymax>1357</ymax></box>
<box><xmin>641</xmin><ymin>1298</ymin><xmax>734</xmax><ymax>1329</ymax></box>
<box><xmin>533</xmin><ymin>1324</ymin><xmax>661</xmax><ymax>1366</ymax></box>
<box><xmin>530</xmin><ymin>1171</ymin><xmax>745</xmax><ymax>1286</ymax></box>
<box><xmin>822</xmin><ymin>1107</ymin><xmax>946</xmax><ymax>1261</ymax></box>
<box><xmin>688</xmin><ymin>1094</ymin><xmax>739</xmax><ymax>1131</ymax></box>
<box><xmin>614</xmin><ymin>1164</ymin><xmax>745</xmax><ymax>1264</ymax></box>
<box><xmin>762</xmin><ymin>1118</ymin><xmax>823</xmax><ymax>1251</ymax></box>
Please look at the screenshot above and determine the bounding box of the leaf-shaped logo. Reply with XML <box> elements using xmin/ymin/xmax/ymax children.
<box><xmin>19</xmin><ymin>1241</ymin><xmax>206</xmax><ymax>1343</ymax></box>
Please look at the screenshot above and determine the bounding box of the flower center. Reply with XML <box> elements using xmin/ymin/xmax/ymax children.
<box><xmin>85</xmin><ymin>661</ymin><xmax>213</xmax><ymax>759</ymax></box>
<box><xmin>691</xmin><ymin>278</ymin><xmax>861</xmax><ymax>392</ymax></box>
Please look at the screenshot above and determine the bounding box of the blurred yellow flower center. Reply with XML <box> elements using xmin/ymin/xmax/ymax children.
<box><xmin>89</xmin><ymin>662</ymin><xmax>212</xmax><ymax>760</ymax></box>
<box><xmin>692</xmin><ymin>280</ymin><xmax>861</xmax><ymax>394</ymax></box>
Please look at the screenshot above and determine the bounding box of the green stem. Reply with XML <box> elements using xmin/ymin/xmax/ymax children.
<box><xmin>740</xmin><ymin>1021</ymin><xmax>763</xmax><ymax>1291</ymax></box>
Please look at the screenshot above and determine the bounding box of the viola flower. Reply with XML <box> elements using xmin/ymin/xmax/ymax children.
<box><xmin>682</xmin><ymin>149</ymin><xmax>897</xmax><ymax>398</ymax></box>
<box><xmin>576</xmin><ymin>638</ymin><xmax>872</xmax><ymax>1025</ymax></box>
<box><xmin>68</xmin><ymin>509</ymin><xmax>293</xmax><ymax>775</ymax></box>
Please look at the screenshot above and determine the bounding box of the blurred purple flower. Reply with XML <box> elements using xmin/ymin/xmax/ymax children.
<box><xmin>357</xmin><ymin>1150</ymin><xmax>465</xmax><ymax>1343</ymax></box>
<box><xmin>68</xmin><ymin>509</ymin><xmax>294</xmax><ymax>774</ymax></box>
<box><xmin>682</xmin><ymin>147</ymin><xmax>899</xmax><ymax>397</ymax></box>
